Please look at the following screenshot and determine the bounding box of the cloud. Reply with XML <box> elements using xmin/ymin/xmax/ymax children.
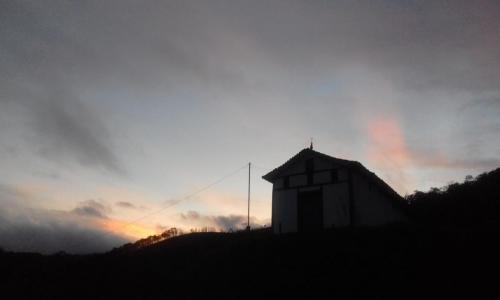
<box><xmin>410</xmin><ymin>152</ymin><xmax>500</xmax><ymax>171</ymax></box>
<box><xmin>178</xmin><ymin>210</ymin><xmax>266</xmax><ymax>231</ymax></box>
<box><xmin>368</xmin><ymin>116</ymin><xmax>500</xmax><ymax>172</ymax></box>
<box><xmin>115</xmin><ymin>201</ymin><xmax>137</xmax><ymax>209</ymax></box>
<box><xmin>0</xmin><ymin>210</ymin><xmax>128</xmax><ymax>254</ymax></box>
<box><xmin>114</xmin><ymin>201</ymin><xmax>148</xmax><ymax>211</ymax></box>
<box><xmin>189</xmin><ymin>189</ymin><xmax>271</xmax><ymax>221</ymax></box>
<box><xmin>0</xmin><ymin>88</ymin><xmax>125</xmax><ymax>175</ymax></box>
<box><xmin>364</xmin><ymin>116</ymin><xmax>414</xmax><ymax>193</ymax></box>
<box><xmin>72</xmin><ymin>199</ymin><xmax>111</xmax><ymax>219</ymax></box>
<box><xmin>1</xmin><ymin>1</ymin><xmax>499</xmax><ymax>173</ymax></box>
<box><xmin>99</xmin><ymin>218</ymin><xmax>158</xmax><ymax>241</ymax></box>
<box><xmin>366</xmin><ymin>117</ymin><xmax>411</xmax><ymax>169</ymax></box>
<box><xmin>365</xmin><ymin>116</ymin><xmax>500</xmax><ymax>193</ymax></box>
<box><xmin>32</xmin><ymin>92</ymin><xmax>125</xmax><ymax>175</ymax></box>
<box><xmin>0</xmin><ymin>184</ymin><xmax>129</xmax><ymax>254</ymax></box>
<box><xmin>93</xmin><ymin>187</ymin><xmax>156</xmax><ymax>214</ymax></box>
<box><xmin>3</xmin><ymin>0</ymin><xmax>498</xmax><ymax>97</ymax></box>
<box><xmin>0</xmin><ymin>0</ymin><xmax>499</xmax><ymax>235</ymax></box>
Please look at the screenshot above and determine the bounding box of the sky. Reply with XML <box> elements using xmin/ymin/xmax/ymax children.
<box><xmin>1</xmin><ymin>0</ymin><xmax>499</xmax><ymax>253</ymax></box>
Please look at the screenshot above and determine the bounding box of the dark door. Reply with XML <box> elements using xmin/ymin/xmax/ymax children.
<box><xmin>297</xmin><ymin>189</ymin><xmax>323</xmax><ymax>232</ymax></box>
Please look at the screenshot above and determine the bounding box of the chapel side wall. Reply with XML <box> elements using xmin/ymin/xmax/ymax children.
<box><xmin>352</xmin><ymin>173</ymin><xmax>407</xmax><ymax>226</ymax></box>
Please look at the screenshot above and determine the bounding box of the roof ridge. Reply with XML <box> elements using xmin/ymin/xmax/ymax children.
<box><xmin>262</xmin><ymin>148</ymin><xmax>356</xmax><ymax>181</ymax></box>
<box><xmin>262</xmin><ymin>148</ymin><xmax>402</xmax><ymax>201</ymax></box>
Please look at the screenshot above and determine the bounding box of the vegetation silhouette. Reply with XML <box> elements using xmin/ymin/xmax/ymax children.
<box><xmin>1</xmin><ymin>168</ymin><xmax>500</xmax><ymax>299</ymax></box>
<box><xmin>112</xmin><ymin>227</ymin><xmax>183</xmax><ymax>253</ymax></box>
<box><xmin>406</xmin><ymin>167</ymin><xmax>500</xmax><ymax>227</ymax></box>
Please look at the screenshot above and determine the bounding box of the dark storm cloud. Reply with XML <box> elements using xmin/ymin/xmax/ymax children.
<box><xmin>0</xmin><ymin>184</ymin><xmax>128</xmax><ymax>254</ymax></box>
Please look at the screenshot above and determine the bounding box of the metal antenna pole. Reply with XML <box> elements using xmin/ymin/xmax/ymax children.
<box><xmin>247</xmin><ymin>162</ymin><xmax>251</xmax><ymax>231</ymax></box>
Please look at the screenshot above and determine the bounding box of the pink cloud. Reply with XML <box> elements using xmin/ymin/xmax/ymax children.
<box><xmin>366</xmin><ymin>117</ymin><xmax>411</xmax><ymax>168</ymax></box>
<box><xmin>364</xmin><ymin>116</ymin><xmax>500</xmax><ymax>194</ymax></box>
<box><xmin>365</xmin><ymin>116</ymin><xmax>414</xmax><ymax>194</ymax></box>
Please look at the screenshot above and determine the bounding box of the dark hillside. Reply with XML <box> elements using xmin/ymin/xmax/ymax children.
<box><xmin>2</xmin><ymin>224</ymin><xmax>500</xmax><ymax>299</ymax></box>
<box><xmin>407</xmin><ymin>168</ymin><xmax>500</xmax><ymax>226</ymax></box>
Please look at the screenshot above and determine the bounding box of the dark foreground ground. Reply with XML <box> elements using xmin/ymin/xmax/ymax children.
<box><xmin>2</xmin><ymin>225</ymin><xmax>500</xmax><ymax>299</ymax></box>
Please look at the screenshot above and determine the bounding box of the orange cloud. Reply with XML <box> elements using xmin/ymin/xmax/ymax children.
<box><xmin>98</xmin><ymin>218</ymin><xmax>158</xmax><ymax>240</ymax></box>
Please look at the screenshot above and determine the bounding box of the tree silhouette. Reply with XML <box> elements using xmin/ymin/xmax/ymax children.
<box><xmin>405</xmin><ymin>168</ymin><xmax>500</xmax><ymax>227</ymax></box>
